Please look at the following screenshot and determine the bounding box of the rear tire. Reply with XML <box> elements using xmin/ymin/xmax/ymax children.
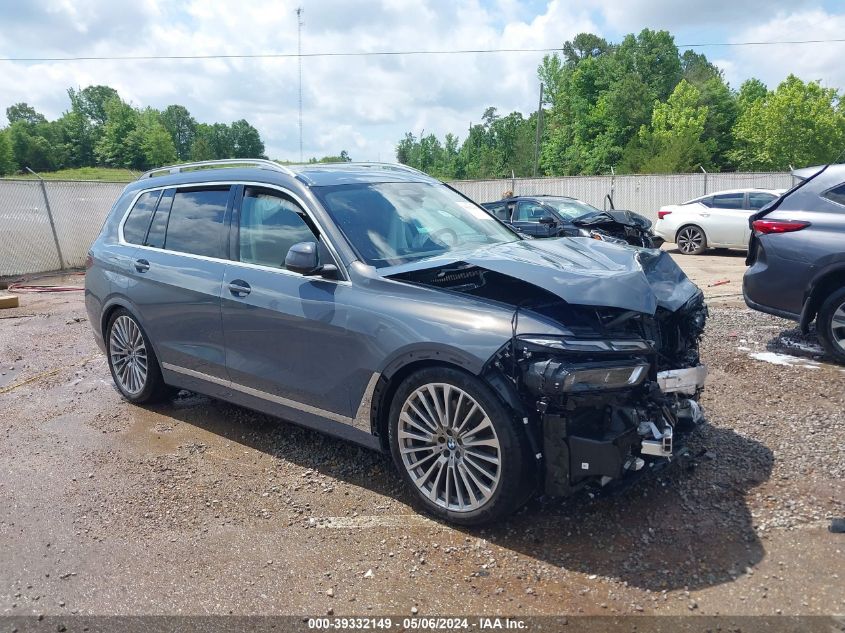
<box><xmin>106</xmin><ymin>308</ymin><xmax>171</xmax><ymax>403</ymax></box>
<box><xmin>676</xmin><ymin>225</ymin><xmax>707</xmax><ymax>255</ymax></box>
<box><xmin>388</xmin><ymin>367</ymin><xmax>530</xmax><ymax>526</ymax></box>
<box><xmin>817</xmin><ymin>287</ymin><xmax>845</xmax><ymax>364</ymax></box>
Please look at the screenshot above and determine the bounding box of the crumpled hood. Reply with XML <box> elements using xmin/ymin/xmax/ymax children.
<box><xmin>384</xmin><ymin>238</ymin><xmax>700</xmax><ymax>315</ymax></box>
<box><xmin>572</xmin><ymin>209</ymin><xmax>652</xmax><ymax>230</ymax></box>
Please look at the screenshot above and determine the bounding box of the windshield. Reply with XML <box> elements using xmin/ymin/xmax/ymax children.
<box><xmin>542</xmin><ymin>198</ymin><xmax>601</xmax><ymax>220</ymax></box>
<box><xmin>314</xmin><ymin>182</ymin><xmax>520</xmax><ymax>268</ymax></box>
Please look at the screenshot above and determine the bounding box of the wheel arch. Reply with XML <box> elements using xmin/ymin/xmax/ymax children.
<box><xmin>371</xmin><ymin>351</ymin><xmax>529</xmax><ymax>453</ymax></box>
<box><xmin>800</xmin><ymin>265</ymin><xmax>845</xmax><ymax>332</ymax></box>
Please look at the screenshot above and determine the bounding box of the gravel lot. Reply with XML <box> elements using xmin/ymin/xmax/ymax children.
<box><xmin>0</xmin><ymin>249</ymin><xmax>843</xmax><ymax>620</ymax></box>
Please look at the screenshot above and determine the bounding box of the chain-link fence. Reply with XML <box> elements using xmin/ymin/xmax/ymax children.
<box><xmin>0</xmin><ymin>179</ymin><xmax>126</xmax><ymax>277</ymax></box>
<box><xmin>0</xmin><ymin>171</ymin><xmax>792</xmax><ymax>277</ymax></box>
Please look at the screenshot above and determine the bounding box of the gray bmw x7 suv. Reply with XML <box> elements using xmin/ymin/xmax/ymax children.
<box><xmin>86</xmin><ymin>159</ymin><xmax>709</xmax><ymax>525</ymax></box>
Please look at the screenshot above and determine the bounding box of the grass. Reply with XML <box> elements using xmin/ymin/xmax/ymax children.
<box><xmin>1</xmin><ymin>167</ymin><xmax>136</xmax><ymax>182</ymax></box>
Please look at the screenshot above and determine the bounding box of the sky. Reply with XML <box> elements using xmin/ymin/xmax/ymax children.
<box><xmin>0</xmin><ymin>0</ymin><xmax>843</xmax><ymax>163</ymax></box>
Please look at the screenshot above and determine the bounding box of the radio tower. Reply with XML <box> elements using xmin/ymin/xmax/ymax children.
<box><xmin>296</xmin><ymin>6</ymin><xmax>304</xmax><ymax>162</ymax></box>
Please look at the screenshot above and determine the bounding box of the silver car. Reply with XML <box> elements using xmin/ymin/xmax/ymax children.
<box><xmin>86</xmin><ymin>160</ymin><xmax>709</xmax><ymax>525</ymax></box>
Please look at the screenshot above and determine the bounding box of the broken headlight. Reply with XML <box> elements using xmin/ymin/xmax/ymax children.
<box><xmin>524</xmin><ymin>359</ymin><xmax>649</xmax><ymax>395</ymax></box>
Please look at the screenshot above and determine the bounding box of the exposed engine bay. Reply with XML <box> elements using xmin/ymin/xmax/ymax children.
<box><xmin>389</xmin><ymin>244</ymin><xmax>708</xmax><ymax>496</ymax></box>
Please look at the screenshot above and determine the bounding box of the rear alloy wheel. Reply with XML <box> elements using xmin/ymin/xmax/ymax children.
<box><xmin>817</xmin><ymin>287</ymin><xmax>845</xmax><ymax>364</ymax></box>
<box><xmin>676</xmin><ymin>225</ymin><xmax>707</xmax><ymax>255</ymax></box>
<box><xmin>389</xmin><ymin>367</ymin><xmax>529</xmax><ymax>525</ymax></box>
<box><xmin>106</xmin><ymin>309</ymin><xmax>170</xmax><ymax>403</ymax></box>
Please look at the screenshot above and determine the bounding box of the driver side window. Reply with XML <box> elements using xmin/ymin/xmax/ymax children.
<box><xmin>515</xmin><ymin>201</ymin><xmax>551</xmax><ymax>222</ymax></box>
<box><xmin>238</xmin><ymin>187</ymin><xmax>320</xmax><ymax>270</ymax></box>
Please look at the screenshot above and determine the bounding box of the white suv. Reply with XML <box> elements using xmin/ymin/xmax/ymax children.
<box><xmin>655</xmin><ymin>188</ymin><xmax>783</xmax><ymax>254</ymax></box>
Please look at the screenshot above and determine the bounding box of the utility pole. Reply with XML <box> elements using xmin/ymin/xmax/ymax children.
<box><xmin>532</xmin><ymin>83</ymin><xmax>544</xmax><ymax>178</ymax></box>
<box><xmin>296</xmin><ymin>6</ymin><xmax>304</xmax><ymax>163</ymax></box>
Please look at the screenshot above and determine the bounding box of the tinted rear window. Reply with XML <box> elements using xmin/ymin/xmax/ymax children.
<box><xmin>164</xmin><ymin>187</ymin><xmax>230</xmax><ymax>258</ymax></box>
<box><xmin>123</xmin><ymin>191</ymin><xmax>162</xmax><ymax>244</ymax></box>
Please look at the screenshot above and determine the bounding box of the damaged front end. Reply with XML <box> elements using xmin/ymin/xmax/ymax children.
<box><xmin>500</xmin><ymin>293</ymin><xmax>708</xmax><ymax>497</ymax></box>
<box><xmin>387</xmin><ymin>238</ymin><xmax>708</xmax><ymax>497</ymax></box>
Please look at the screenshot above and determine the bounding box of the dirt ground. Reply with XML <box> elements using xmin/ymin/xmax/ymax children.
<box><xmin>0</xmin><ymin>249</ymin><xmax>843</xmax><ymax>621</ymax></box>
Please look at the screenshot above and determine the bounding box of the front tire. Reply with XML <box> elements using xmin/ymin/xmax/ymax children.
<box><xmin>676</xmin><ymin>225</ymin><xmax>707</xmax><ymax>255</ymax></box>
<box><xmin>106</xmin><ymin>309</ymin><xmax>171</xmax><ymax>403</ymax></box>
<box><xmin>388</xmin><ymin>367</ymin><xmax>529</xmax><ymax>526</ymax></box>
<box><xmin>817</xmin><ymin>287</ymin><xmax>845</xmax><ymax>364</ymax></box>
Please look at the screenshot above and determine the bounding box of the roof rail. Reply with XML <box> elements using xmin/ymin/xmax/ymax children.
<box><xmin>344</xmin><ymin>162</ymin><xmax>431</xmax><ymax>177</ymax></box>
<box><xmin>138</xmin><ymin>159</ymin><xmax>296</xmax><ymax>180</ymax></box>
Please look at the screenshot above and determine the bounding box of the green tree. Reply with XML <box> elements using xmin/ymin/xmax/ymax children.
<box><xmin>230</xmin><ymin>119</ymin><xmax>265</xmax><ymax>158</ymax></box>
<box><xmin>95</xmin><ymin>98</ymin><xmax>141</xmax><ymax>167</ymax></box>
<box><xmin>67</xmin><ymin>85</ymin><xmax>120</xmax><ymax>126</ymax></box>
<box><xmin>730</xmin><ymin>75</ymin><xmax>845</xmax><ymax>170</ymax></box>
<box><xmin>0</xmin><ymin>129</ymin><xmax>16</xmax><ymax>175</ymax></box>
<box><xmin>623</xmin><ymin>80</ymin><xmax>714</xmax><ymax>173</ymax></box>
<box><xmin>161</xmin><ymin>105</ymin><xmax>196</xmax><ymax>161</ymax></box>
<box><xmin>6</xmin><ymin>103</ymin><xmax>47</xmax><ymax>125</ymax></box>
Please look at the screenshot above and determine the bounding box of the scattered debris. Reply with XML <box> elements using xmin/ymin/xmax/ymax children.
<box><xmin>0</xmin><ymin>294</ymin><xmax>20</xmax><ymax>309</ymax></box>
<box><xmin>707</xmin><ymin>279</ymin><xmax>731</xmax><ymax>287</ymax></box>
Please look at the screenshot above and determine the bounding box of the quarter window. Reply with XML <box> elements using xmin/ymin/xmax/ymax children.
<box><xmin>145</xmin><ymin>189</ymin><xmax>174</xmax><ymax>248</ymax></box>
<box><xmin>123</xmin><ymin>191</ymin><xmax>162</xmax><ymax>244</ymax></box>
<box><xmin>164</xmin><ymin>187</ymin><xmax>231</xmax><ymax>258</ymax></box>
<box><xmin>238</xmin><ymin>188</ymin><xmax>320</xmax><ymax>270</ymax></box>
<box><xmin>824</xmin><ymin>183</ymin><xmax>845</xmax><ymax>206</ymax></box>
<box><xmin>712</xmin><ymin>193</ymin><xmax>744</xmax><ymax>210</ymax></box>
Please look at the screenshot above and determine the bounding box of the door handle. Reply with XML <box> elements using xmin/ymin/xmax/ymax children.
<box><xmin>227</xmin><ymin>280</ymin><xmax>251</xmax><ymax>297</ymax></box>
<box><xmin>134</xmin><ymin>258</ymin><xmax>150</xmax><ymax>273</ymax></box>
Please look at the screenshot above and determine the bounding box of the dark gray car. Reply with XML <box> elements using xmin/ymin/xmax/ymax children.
<box><xmin>744</xmin><ymin>164</ymin><xmax>845</xmax><ymax>364</ymax></box>
<box><xmin>86</xmin><ymin>159</ymin><xmax>708</xmax><ymax>525</ymax></box>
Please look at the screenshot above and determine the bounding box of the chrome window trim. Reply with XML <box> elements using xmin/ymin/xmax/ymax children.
<box><xmin>161</xmin><ymin>362</ymin><xmax>380</xmax><ymax>433</ymax></box>
<box><xmin>117</xmin><ymin>180</ymin><xmax>350</xmax><ymax>284</ymax></box>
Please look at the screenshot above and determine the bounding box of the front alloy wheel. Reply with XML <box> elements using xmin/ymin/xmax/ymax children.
<box><xmin>398</xmin><ymin>383</ymin><xmax>501</xmax><ymax>512</ymax></box>
<box><xmin>676</xmin><ymin>225</ymin><xmax>706</xmax><ymax>255</ymax></box>
<box><xmin>389</xmin><ymin>367</ymin><xmax>530</xmax><ymax>525</ymax></box>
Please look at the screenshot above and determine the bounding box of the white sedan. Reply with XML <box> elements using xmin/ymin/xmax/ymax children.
<box><xmin>654</xmin><ymin>188</ymin><xmax>784</xmax><ymax>254</ymax></box>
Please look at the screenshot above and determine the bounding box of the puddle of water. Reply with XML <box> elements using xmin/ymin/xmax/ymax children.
<box><xmin>749</xmin><ymin>352</ymin><xmax>821</xmax><ymax>370</ymax></box>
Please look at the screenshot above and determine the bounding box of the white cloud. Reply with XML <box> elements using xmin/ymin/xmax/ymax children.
<box><xmin>594</xmin><ymin>0</ymin><xmax>816</xmax><ymax>32</ymax></box>
<box><xmin>0</xmin><ymin>0</ymin><xmax>597</xmax><ymax>162</ymax></box>
<box><xmin>726</xmin><ymin>9</ymin><xmax>845</xmax><ymax>90</ymax></box>
<box><xmin>0</xmin><ymin>1</ymin><xmax>841</xmax><ymax>164</ymax></box>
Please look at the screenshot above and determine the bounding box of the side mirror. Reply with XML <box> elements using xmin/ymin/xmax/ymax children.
<box><xmin>284</xmin><ymin>241</ymin><xmax>340</xmax><ymax>279</ymax></box>
<box><xmin>539</xmin><ymin>216</ymin><xmax>556</xmax><ymax>225</ymax></box>
<box><xmin>285</xmin><ymin>241</ymin><xmax>320</xmax><ymax>275</ymax></box>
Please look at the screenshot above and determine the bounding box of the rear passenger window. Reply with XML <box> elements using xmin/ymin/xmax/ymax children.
<box><xmin>238</xmin><ymin>188</ymin><xmax>320</xmax><ymax>269</ymax></box>
<box><xmin>824</xmin><ymin>184</ymin><xmax>845</xmax><ymax>206</ymax></box>
<box><xmin>712</xmin><ymin>193</ymin><xmax>744</xmax><ymax>209</ymax></box>
<box><xmin>123</xmin><ymin>191</ymin><xmax>162</xmax><ymax>244</ymax></box>
<box><xmin>164</xmin><ymin>187</ymin><xmax>230</xmax><ymax>258</ymax></box>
